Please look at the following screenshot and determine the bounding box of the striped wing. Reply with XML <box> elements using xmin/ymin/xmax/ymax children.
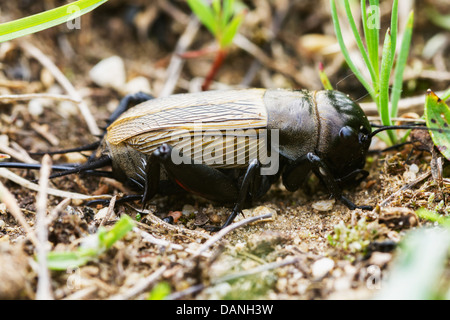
<box><xmin>106</xmin><ymin>89</ymin><xmax>269</xmax><ymax>168</ymax></box>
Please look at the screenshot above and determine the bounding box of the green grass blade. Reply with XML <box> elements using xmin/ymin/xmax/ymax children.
<box><xmin>367</xmin><ymin>0</ymin><xmax>380</xmax><ymax>80</ymax></box>
<box><xmin>99</xmin><ymin>215</ymin><xmax>135</xmax><ymax>249</ymax></box>
<box><xmin>330</xmin><ymin>0</ymin><xmax>375</xmax><ymax>100</ymax></box>
<box><xmin>416</xmin><ymin>208</ymin><xmax>450</xmax><ymax>228</ymax></box>
<box><xmin>187</xmin><ymin>0</ymin><xmax>217</xmax><ymax>35</ymax></box>
<box><xmin>390</xmin><ymin>10</ymin><xmax>414</xmax><ymax>119</ymax></box>
<box><xmin>379</xmin><ymin>28</ymin><xmax>396</xmax><ymax>143</ymax></box>
<box><xmin>442</xmin><ymin>88</ymin><xmax>450</xmax><ymax>101</ymax></box>
<box><xmin>319</xmin><ymin>62</ymin><xmax>334</xmax><ymax>90</ymax></box>
<box><xmin>343</xmin><ymin>0</ymin><xmax>377</xmax><ymax>88</ymax></box>
<box><xmin>389</xmin><ymin>0</ymin><xmax>398</xmax><ymax>58</ymax></box>
<box><xmin>221</xmin><ymin>11</ymin><xmax>244</xmax><ymax>47</ymax></box>
<box><xmin>0</xmin><ymin>0</ymin><xmax>107</xmax><ymax>43</ymax></box>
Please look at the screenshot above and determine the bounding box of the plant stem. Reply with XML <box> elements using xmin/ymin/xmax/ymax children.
<box><xmin>202</xmin><ymin>48</ymin><xmax>227</xmax><ymax>91</ymax></box>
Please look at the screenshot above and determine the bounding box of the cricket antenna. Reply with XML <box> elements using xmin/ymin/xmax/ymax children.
<box><xmin>29</xmin><ymin>141</ymin><xmax>101</xmax><ymax>155</ymax></box>
<box><xmin>369</xmin><ymin>124</ymin><xmax>439</xmax><ymax>139</ymax></box>
<box><xmin>48</xmin><ymin>155</ymin><xmax>112</xmax><ymax>179</ymax></box>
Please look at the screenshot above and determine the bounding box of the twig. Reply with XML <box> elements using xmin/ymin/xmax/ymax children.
<box><xmin>0</xmin><ymin>180</ymin><xmax>38</xmax><ymax>246</ymax></box>
<box><xmin>35</xmin><ymin>155</ymin><xmax>53</xmax><ymax>300</ymax></box>
<box><xmin>378</xmin><ymin>171</ymin><xmax>432</xmax><ymax>207</ymax></box>
<box><xmin>108</xmin><ymin>265</ymin><xmax>167</xmax><ymax>300</ymax></box>
<box><xmin>99</xmin><ymin>195</ymin><xmax>116</xmax><ymax>227</ymax></box>
<box><xmin>130</xmin><ymin>206</ymin><xmax>211</xmax><ymax>240</ymax></box>
<box><xmin>214</xmin><ymin>256</ymin><xmax>299</xmax><ymax>283</ymax></box>
<box><xmin>167</xmin><ymin>256</ymin><xmax>299</xmax><ymax>300</ymax></box>
<box><xmin>0</xmin><ymin>168</ymin><xmax>112</xmax><ymax>202</ymax></box>
<box><xmin>0</xmin><ymin>93</ymin><xmax>81</xmax><ymax>104</ymax></box>
<box><xmin>20</xmin><ymin>42</ymin><xmax>100</xmax><ymax>136</ymax></box>
<box><xmin>133</xmin><ymin>226</ymin><xmax>212</xmax><ymax>258</ymax></box>
<box><xmin>192</xmin><ymin>212</ymin><xmax>273</xmax><ymax>259</ymax></box>
<box><xmin>360</xmin><ymin>90</ymin><xmax>446</xmax><ymax>116</ymax></box>
<box><xmin>0</xmin><ymin>144</ymin><xmax>38</xmax><ymax>164</ymax></box>
<box><xmin>159</xmin><ymin>16</ymin><xmax>200</xmax><ymax>97</ymax></box>
<box><xmin>47</xmin><ymin>197</ymin><xmax>71</xmax><ymax>224</ymax></box>
<box><xmin>133</xmin><ymin>226</ymin><xmax>184</xmax><ymax>250</ymax></box>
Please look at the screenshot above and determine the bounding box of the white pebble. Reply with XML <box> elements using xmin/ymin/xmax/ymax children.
<box><xmin>311</xmin><ymin>257</ymin><xmax>335</xmax><ymax>279</ymax></box>
<box><xmin>89</xmin><ymin>56</ymin><xmax>126</xmax><ymax>91</ymax></box>
<box><xmin>312</xmin><ymin>199</ymin><xmax>335</xmax><ymax>211</ymax></box>
<box><xmin>28</xmin><ymin>99</ymin><xmax>45</xmax><ymax>116</ymax></box>
<box><xmin>125</xmin><ymin>76</ymin><xmax>151</xmax><ymax>95</ymax></box>
<box><xmin>182</xmin><ymin>204</ymin><xmax>196</xmax><ymax>216</ymax></box>
<box><xmin>409</xmin><ymin>163</ymin><xmax>419</xmax><ymax>174</ymax></box>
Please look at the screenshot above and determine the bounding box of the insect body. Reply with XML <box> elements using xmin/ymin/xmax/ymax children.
<box><xmin>98</xmin><ymin>88</ymin><xmax>373</xmax><ymax>227</ymax></box>
<box><xmin>2</xmin><ymin>88</ymin><xmax>374</xmax><ymax>229</ymax></box>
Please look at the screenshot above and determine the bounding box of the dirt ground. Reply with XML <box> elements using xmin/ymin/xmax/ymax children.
<box><xmin>0</xmin><ymin>0</ymin><xmax>449</xmax><ymax>300</ymax></box>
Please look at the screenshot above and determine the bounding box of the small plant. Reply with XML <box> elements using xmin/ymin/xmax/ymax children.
<box><xmin>0</xmin><ymin>0</ymin><xmax>107</xmax><ymax>43</ymax></box>
<box><xmin>45</xmin><ymin>214</ymin><xmax>135</xmax><ymax>271</ymax></box>
<box><xmin>327</xmin><ymin>218</ymin><xmax>378</xmax><ymax>256</ymax></box>
<box><xmin>187</xmin><ymin>0</ymin><xmax>246</xmax><ymax>91</ymax></box>
<box><xmin>329</xmin><ymin>0</ymin><xmax>414</xmax><ymax>145</ymax></box>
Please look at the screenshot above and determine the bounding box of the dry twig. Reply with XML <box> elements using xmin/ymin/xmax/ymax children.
<box><xmin>20</xmin><ymin>42</ymin><xmax>100</xmax><ymax>136</ymax></box>
<box><xmin>35</xmin><ymin>155</ymin><xmax>53</xmax><ymax>300</ymax></box>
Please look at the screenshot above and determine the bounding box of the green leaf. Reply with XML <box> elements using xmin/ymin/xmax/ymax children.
<box><xmin>379</xmin><ymin>28</ymin><xmax>396</xmax><ymax>144</ymax></box>
<box><xmin>187</xmin><ymin>0</ymin><xmax>217</xmax><ymax>35</ymax></box>
<box><xmin>0</xmin><ymin>0</ymin><xmax>107</xmax><ymax>43</ymax></box>
<box><xmin>425</xmin><ymin>89</ymin><xmax>450</xmax><ymax>160</ymax></box>
<box><xmin>99</xmin><ymin>214</ymin><xmax>135</xmax><ymax>249</ymax></box>
<box><xmin>47</xmin><ymin>248</ymin><xmax>97</xmax><ymax>271</ymax></box>
<box><xmin>147</xmin><ymin>282</ymin><xmax>172</xmax><ymax>300</ymax></box>
<box><xmin>220</xmin><ymin>11</ymin><xmax>244</xmax><ymax>48</ymax></box>
<box><xmin>318</xmin><ymin>62</ymin><xmax>333</xmax><ymax>90</ymax></box>
<box><xmin>45</xmin><ymin>215</ymin><xmax>134</xmax><ymax>271</ymax></box>
<box><xmin>389</xmin><ymin>0</ymin><xmax>399</xmax><ymax>59</ymax></box>
<box><xmin>416</xmin><ymin>208</ymin><xmax>450</xmax><ymax>228</ymax></box>
<box><xmin>366</xmin><ymin>0</ymin><xmax>380</xmax><ymax>80</ymax></box>
<box><xmin>390</xmin><ymin>10</ymin><xmax>414</xmax><ymax>119</ymax></box>
<box><xmin>343</xmin><ymin>0</ymin><xmax>377</xmax><ymax>88</ymax></box>
<box><xmin>329</xmin><ymin>0</ymin><xmax>375</xmax><ymax>101</ymax></box>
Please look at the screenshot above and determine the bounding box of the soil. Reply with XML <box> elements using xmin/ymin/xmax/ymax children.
<box><xmin>0</xmin><ymin>0</ymin><xmax>449</xmax><ymax>300</ymax></box>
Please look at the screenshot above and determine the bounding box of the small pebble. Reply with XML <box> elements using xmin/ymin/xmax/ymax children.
<box><xmin>311</xmin><ymin>257</ymin><xmax>335</xmax><ymax>279</ymax></box>
<box><xmin>182</xmin><ymin>204</ymin><xmax>196</xmax><ymax>216</ymax></box>
<box><xmin>312</xmin><ymin>199</ymin><xmax>335</xmax><ymax>211</ymax></box>
<box><xmin>125</xmin><ymin>76</ymin><xmax>151</xmax><ymax>95</ymax></box>
<box><xmin>28</xmin><ymin>99</ymin><xmax>45</xmax><ymax>116</ymax></box>
<box><xmin>89</xmin><ymin>56</ymin><xmax>126</xmax><ymax>91</ymax></box>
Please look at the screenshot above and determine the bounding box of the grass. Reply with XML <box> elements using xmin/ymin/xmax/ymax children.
<box><xmin>0</xmin><ymin>0</ymin><xmax>107</xmax><ymax>43</ymax></box>
<box><xmin>187</xmin><ymin>0</ymin><xmax>246</xmax><ymax>91</ymax></box>
<box><xmin>330</xmin><ymin>0</ymin><xmax>414</xmax><ymax>145</ymax></box>
<box><xmin>45</xmin><ymin>215</ymin><xmax>135</xmax><ymax>271</ymax></box>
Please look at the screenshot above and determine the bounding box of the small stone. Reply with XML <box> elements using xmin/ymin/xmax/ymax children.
<box><xmin>28</xmin><ymin>99</ymin><xmax>45</xmax><ymax>116</ymax></box>
<box><xmin>368</xmin><ymin>252</ymin><xmax>392</xmax><ymax>267</ymax></box>
<box><xmin>236</xmin><ymin>206</ymin><xmax>276</xmax><ymax>223</ymax></box>
<box><xmin>182</xmin><ymin>204</ymin><xmax>196</xmax><ymax>216</ymax></box>
<box><xmin>89</xmin><ymin>56</ymin><xmax>126</xmax><ymax>91</ymax></box>
<box><xmin>409</xmin><ymin>163</ymin><xmax>419</xmax><ymax>174</ymax></box>
<box><xmin>312</xmin><ymin>199</ymin><xmax>335</xmax><ymax>211</ymax></box>
<box><xmin>311</xmin><ymin>257</ymin><xmax>335</xmax><ymax>279</ymax></box>
<box><xmin>125</xmin><ymin>76</ymin><xmax>152</xmax><ymax>95</ymax></box>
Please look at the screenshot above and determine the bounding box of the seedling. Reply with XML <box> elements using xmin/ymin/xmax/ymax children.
<box><xmin>187</xmin><ymin>0</ymin><xmax>246</xmax><ymax>91</ymax></box>
<box><xmin>0</xmin><ymin>0</ymin><xmax>107</xmax><ymax>43</ymax></box>
<box><xmin>329</xmin><ymin>0</ymin><xmax>414</xmax><ymax>145</ymax></box>
<box><xmin>45</xmin><ymin>214</ymin><xmax>135</xmax><ymax>271</ymax></box>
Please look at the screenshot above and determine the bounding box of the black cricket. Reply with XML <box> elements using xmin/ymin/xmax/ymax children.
<box><xmin>0</xmin><ymin>89</ymin><xmax>425</xmax><ymax>230</ymax></box>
